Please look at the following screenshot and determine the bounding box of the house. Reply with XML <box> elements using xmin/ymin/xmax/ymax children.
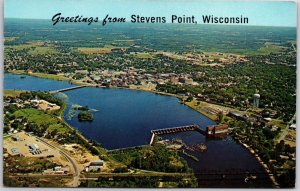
<box><xmin>12</xmin><ymin>135</ymin><xmax>22</xmax><ymax>141</ymax></box>
<box><xmin>11</xmin><ymin>148</ymin><xmax>20</xmax><ymax>156</ymax></box>
<box><xmin>31</xmin><ymin>99</ymin><xmax>40</xmax><ymax>104</ymax></box>
<box><xmin>75</xmin><ymin>70</ymin><xmax>89</xmax><ymax>75</ymax></box>
<box><xmin>170</xmin><ymin>76</ymin><xmax>179</xmax><ymax>85</ymax></box>
<box><xmin>54</xmin><ymin>166</ymin><xmax>70</xmax><ymax>174</ymax></box>
<box><xmin>290</xmin><ymin>124</ymin><xmax>296</xmax><ymax>130</ymax></box>
<box><xmin>261</xmin><ymin>118</ymin><xmax>272</xmax><ymax>127</ymax></box>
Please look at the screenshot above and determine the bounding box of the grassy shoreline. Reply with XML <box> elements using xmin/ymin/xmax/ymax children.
<box><xmin>232</xmin><ymin>137</ymin><xmax>279</xmax><ymax>188</ymax></box>
<box><xmin>57</xmin><ymin>100</ymin><xmax>106</xmax><ymax>155</ymax></box>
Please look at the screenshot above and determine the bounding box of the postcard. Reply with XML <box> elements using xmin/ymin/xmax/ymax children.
<box><xmin>2</xmin><ymin>0</ymin><xmax>297</xmax><ymax>188</ymax></box>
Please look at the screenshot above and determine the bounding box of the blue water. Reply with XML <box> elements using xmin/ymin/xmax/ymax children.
<box><xmin>4</xmin><ymin>73</ymin><xmax>75</xmax><ymax>91</ymax></box>
<box><xmin>4</xmin><ymin>73</ymin><xmax>216</xmax><ymax>149</ymax></box>
<box><xmin>4</xmin><ymin>73</ymin><xmax>273</xmax><ymax>187</ymax></box>
<box><xmin>61</xmin><ymin>87</ymin><xmax>216</xmax><ymax>149</ymax></box>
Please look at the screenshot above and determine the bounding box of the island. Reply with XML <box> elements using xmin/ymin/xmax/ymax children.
<box><xmin>78</xmin><ymin>111</ymin><xmax>94</xmax><ymax>121</ymax></box>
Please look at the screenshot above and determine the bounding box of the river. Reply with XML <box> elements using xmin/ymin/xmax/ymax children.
<box><xmin>4</xmin><ymin>73</ymin><xmax>273</xmax><ymax>188</ymax></box>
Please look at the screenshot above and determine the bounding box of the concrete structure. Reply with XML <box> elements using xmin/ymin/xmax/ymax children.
<box><xmin>253</xmin><ymin>94</ymin><xmax>260</xmax><ymax>107</ymax></box>
<box><xmin>150</xmin><ymin>125</ymin><xmax>205</xmax><ymax>145</ymax></box>
<box><xmin>151</xmin><ymin>125</ymin><xmax>200</xmax><ymax>135</ymax></box>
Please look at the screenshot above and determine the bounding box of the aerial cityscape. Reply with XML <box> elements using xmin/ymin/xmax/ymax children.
<box><xmin>3</xmin><ymin>0</ymin><xmax>296</xmax><ymax>188</ymax></box>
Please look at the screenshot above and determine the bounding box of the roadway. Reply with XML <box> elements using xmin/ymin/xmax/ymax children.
<box><xmin>34</xmin><ymin>136</ymin><xmax>80</xmax><ymax>187</ymax></box>
<box><xmin>277</xmin><ymin>113</ymin><xmax>296</xmax><ymax>142</ymax></box>
<box><xmin>49</xmin><ymin>85</ymin><xmax>86</xmax><ymax>94</ymax></box>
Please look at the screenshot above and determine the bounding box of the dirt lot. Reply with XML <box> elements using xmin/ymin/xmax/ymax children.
<box><xmin>62</xmin><ymin>144</ymin><xmax>108</xmax><ymax>172</ymax></box>
<box><xmin>3</xmin><ymin>132</ymin><xmax>69</xmax><ymax>167</ymax></box>
<box><xmin>38</xmin><ymin>100</ymin><xmax>60</xmax><ymax>111</ymax></box>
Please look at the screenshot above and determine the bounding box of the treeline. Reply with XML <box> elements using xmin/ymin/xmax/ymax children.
<box><xmin>79</xmin><ymin>176</ymin><xmax>198</xmax><ymax>188</ymax></box>
<box><xmin>4</xmin><ymin>156</ymin><xmax>58</xmax><ymax>174</ymax></box>
<box><xmin>229</xmin><ymin>120</ymin><xmax>295</xmax><ymax>187</ymax></box>
<box><xmin>110</xmin><ymin>145</ymin><xmax>191</xmax><ymax>173</ymax></box>
<box><xmin>19</xmin><ymin>91</ymin><xmax>64</xmax><ymax>107</ymax></box>
<box><xmin>157</xmin><ymin>62</ymin><xmax>296</xmax><ymax>121</ymax></box>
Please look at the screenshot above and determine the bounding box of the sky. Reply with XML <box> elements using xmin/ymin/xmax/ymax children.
<box><xmin>4</xmin><ymin>0</ymin><xmax>297</xmax><ymax>27</ymax></box>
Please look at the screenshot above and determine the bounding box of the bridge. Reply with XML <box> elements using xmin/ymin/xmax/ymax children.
<box><xmin>49</xmin><ymin>85</ymin><xmax>87</xmax><ymax>94</ymax></box>
<box><xmin>151</xmin><ymin>125</ymin><xmax>201</xmax><ymax>135</ymax></box>
<box><xmin>150</xmin><ymin>124</ymin><xmax>205</xmax><ymax>145</ymax></box>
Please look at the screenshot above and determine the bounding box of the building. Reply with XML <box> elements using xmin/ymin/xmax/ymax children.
<box><xmin>184</xmin><ymin>78</ymin><xmax>193</xmax><ymax>85</ymax></box>
<box><xmin>29</xmin><ymin>144</ymin><xmax>42</xmax><ymax>155</ymax></box>
<box><xmin>85</xmin><ymin>160</ymin><xmax>104</xmax><ymax>172</ymax></box>
<box><xmin>12</xmin><ymin>135</ymin><xmax>22</xmax><ymax>141</ymax></box>
<box><xmin>228</xmin><ymin>112</ymin><xmax>258</xmax><ymax>124</ymax></box>
<box><xmin>206</xmin><ymin>124</ymin><xmax>229</xmax><ymax>137</ymax></box>
<box><xmin>90</xmin><ymin>160</ymin><xmax>104</xmax><ymax>166</ymax></box>
<box><xmin>290</xmin><ymin>124</ymin><xmax>296</xmax><ymax>130</ymax></box>
<box><xmin>54</xmin><ymin>166</ymin><xmax>70</xmax><ymax>174</ymax></box>
<box><xmin>170</xmin><ymin>76</ymin><xmax>179</xmax><ymax>85</ymax></box>
<box><xmin>75</xmin><ymin>70</ymin><xmax>89</xmax><ymax>75</ymax></box>
<box><xmin>11</xmin><ymin>148</ymin><xmax>20</xmax><ymax>156</ymax></box>
<box><xmin>228</xmin><ymin>111</ymin><xmax>246</xmax><ymax>121</ymax></box>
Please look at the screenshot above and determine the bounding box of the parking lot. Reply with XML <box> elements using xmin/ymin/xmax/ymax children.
<box><xmin>3</xmin><ymin>131</ymin><xmax>70</xmax><ymax>167</ymax></box>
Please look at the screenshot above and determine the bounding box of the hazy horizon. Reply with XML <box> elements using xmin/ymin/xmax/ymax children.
<box><xmin>5</xmin><ymin>0</ymin><xmax>297</xmax><ymax>27</ymax></box>
<box><xmin>4</xmin><ymin>17</ymin><xmax>297</xmax><ymax>28</ymax></box>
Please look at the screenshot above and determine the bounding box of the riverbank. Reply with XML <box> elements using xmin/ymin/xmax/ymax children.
<box><xmin>233</xmin><ymin>137</ymin><xmax>279</xmax><ymax>188</ymax></box>
<box><xmin>181</xmin><ymin>150</ymin><xmax>199</xmax><ymax>162</ymax></box>
<box><xmin>57</xmin><ymin>99</ymin><xmax>106</xmax><ymax>156</ymax></box>
<box><xmin>183</xmin><ymin>100</ymin><xmax>218</xmax><ymax>121</ymax></box>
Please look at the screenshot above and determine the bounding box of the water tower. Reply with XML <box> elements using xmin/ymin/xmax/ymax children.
<box><xmin>253</xmin><ymin>94</ymin><xmax>260</xmax><ymax>107</ymax></box>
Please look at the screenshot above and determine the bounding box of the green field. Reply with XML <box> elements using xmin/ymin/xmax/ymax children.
<box><xmin>77</xmin><ymin>47</ymin><xmax>112</xmax><ymax>54</ymax></box>
<box><xmin>28</xmin><ymin>46</ymin><xmax>58</xmax><ymax>55</ymax></box>
<box><xmin>130</xmin><ymin>52</ymin><xmax>153</xmax><ymax>59</ymax></box>
<box><xmin>4</xmin><ymin>90</ymin><xmax>26</xmax><ymax>97</ymax></box>
<box><xmin>6</xmin><ymin>42</ymin><xmax>58</xmax><ymax>55</ymax></box>
<box><xmin>13</xmin><ymin>108</ymin><xmax>69</xmax><ymax>134</ymax></box>
<box><xmin>246</xmin><ymin>42</ymin><xmax>287</xmax><ymax>56</ymax></box>
<box><xmin>28</xmin><ymin>73</ymin><xmax>70</xmax><ymax>81</ymax></box>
